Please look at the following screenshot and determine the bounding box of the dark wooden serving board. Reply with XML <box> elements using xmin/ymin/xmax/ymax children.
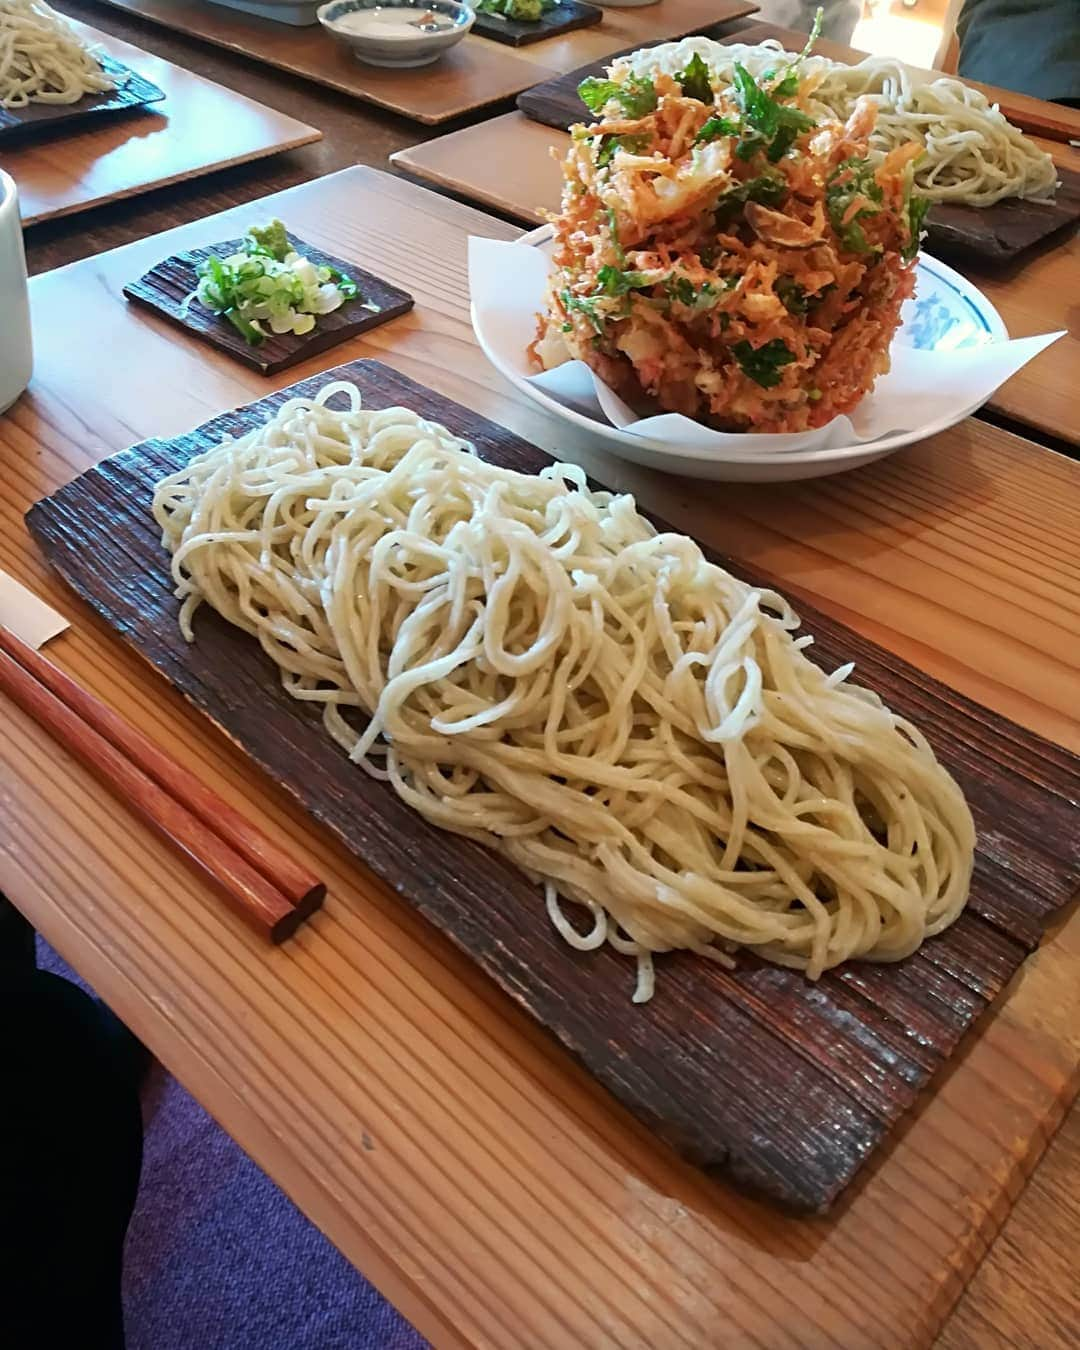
<box><xmin>472</xmin><ymin>0</ymin><xmax>602</xmax><ymax>47</ymax></box>
<box><xmin>515</xmin><ymin>36</ymin><xmax>650</xmax><ymax>128</ymax></box>
<box><xmin>515</xmin><ymin>29</ymin><xmax>1080</xmax><ymax>263</ymax></box>
<box><xmin>26</xmin><ymin>360</ymin><xmax>1080</xmax><ymax>1213</ymax></box>
<box><xmin>0</xmin><ymin>54</ymin><xmax>164</xmax><ymax>138</ymax></box>
<box><xmin>925</xmin><ymin>168</ymin><xmax>1080</xmax><ymax>262</ymax></box>
<box><xmin>123</xmin><ymin>232</ymin><xmax>414</xmax><ymax>376</ymax></box>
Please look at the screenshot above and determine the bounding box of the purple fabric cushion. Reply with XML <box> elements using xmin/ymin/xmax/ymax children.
<box><xmin>37</xmin><ymin>940</ymin><xmax>427</xmax><ymax>1350</ymax></box>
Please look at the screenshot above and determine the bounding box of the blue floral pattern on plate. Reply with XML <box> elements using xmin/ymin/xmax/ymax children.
<box><xmin>898</xmin><ymin>257</ymin><xmax>1006</xmax><ymax>351</ymax></box>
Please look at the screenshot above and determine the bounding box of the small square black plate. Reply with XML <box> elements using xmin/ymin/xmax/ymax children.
<box><xmin>472</xmin><ymin>0</ymin><xmax>602</xmax><ymax>48</ymax></box>
<box><xmin>123</xmin><ymin>232</ymin><xmax>415</xmax><ymax>376</ymax></box>
<box><xmin>0</xmin><ymin>55</ymin><xmax>165</xmax><ymax>139</ymax></box>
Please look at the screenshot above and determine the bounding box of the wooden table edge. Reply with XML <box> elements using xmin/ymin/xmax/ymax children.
<box><xmin>20</xmin><ymin>126</ymin><xmax>323</xmax><ymax>227</ymax></box>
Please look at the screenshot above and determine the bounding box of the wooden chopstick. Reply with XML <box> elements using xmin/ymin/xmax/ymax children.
<box><xmin>0</xmin><ymin>629</ymin><xmax>324</xmax><ymax>942</ymax></box>
<box><xmin>0</xmin><ymin>624</ymin><xmax>324</xmax><ymax>912</ymax></box>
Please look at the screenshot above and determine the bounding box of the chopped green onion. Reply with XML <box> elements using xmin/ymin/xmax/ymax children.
<box><xmin>194</xmin><ymin>218</ymin><xmax>363</xmax><ymax>346</ymax></box>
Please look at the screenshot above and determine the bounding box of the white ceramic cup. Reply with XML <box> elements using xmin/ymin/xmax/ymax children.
<box><xmin>0</xmin><ymin>169</ymin><xmax>32</xmax><ymax>415</ymax></box>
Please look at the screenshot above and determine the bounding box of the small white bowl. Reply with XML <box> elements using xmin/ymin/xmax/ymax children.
<box><xmin>317</xmin><ymin>0</ymin><xmax>473</xmax><ymax>67</ymax></box>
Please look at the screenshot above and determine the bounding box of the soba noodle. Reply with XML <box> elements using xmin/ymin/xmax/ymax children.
<box><xmin>153</xmin><ymin>384</ymin><xmax>975</xmax><ymax>1000</ymax></box>
<box><xmin>0</xmin><ymin>0</ymin><xmax>115</xmax><ymax>108</ymax></box>
<box><xmin>619</xmin><ymin>38</ymin><xmax>1058</xmax><ymax>207</ymax></box>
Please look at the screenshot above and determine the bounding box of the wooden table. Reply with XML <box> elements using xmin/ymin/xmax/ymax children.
<box><xmin>91</xmin><ymin>0</ymin><xmax>758</xmax><ymax>123</ymax></box>
<box><xmin>392</xmin><ymin>109</ymin><xmax>1080</xmax><ymax>450</ymax></box>
<box><xmin>1</xmin><ymin>19</ymin><xmax>320</xmax><ymax>226</ymax></box>
<box><xmin>2</xmin><ymin>167</ymin><xmax>1079</xmax><ymax>1349</ymax></box>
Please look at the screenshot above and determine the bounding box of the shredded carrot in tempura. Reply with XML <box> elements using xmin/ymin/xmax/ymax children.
<box><xmin>531</xmin><ymin>56</ymin><xmax>928</xmax><ymax>434</ymax></box>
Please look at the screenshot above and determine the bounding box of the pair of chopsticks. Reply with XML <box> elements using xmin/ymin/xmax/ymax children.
<box><xmin>0</xmin><ymin>624</ymin><xmax>325</xmax><ymax>942</ymax></box>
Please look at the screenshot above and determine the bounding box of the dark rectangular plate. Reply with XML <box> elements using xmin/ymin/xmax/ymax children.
<box><xmin>0</xmin><ymin>54</ymin><xmax>164</xmax><ymax>138</ymax></box>
<box><xmin>515</xmin><ymin>40</ymin><xmax>641</xmax><ymax>128</ymax></box>
<box><xmin>123</xmin><ymin>232</ymin><xmax>414</xmax><ymax>375</ymax></box>
<box><xmin>472</xmin><ymin>0</ymin><xmax>602</xmax><ymax>48</ymax></box>
<box><xmin>515</xmin><ymin>42</ymin><xmax>1080</xmax><ymax>263</ymax></box>
<box><xmin>26</xmin><ymin>360</ymin><xmax>1080</xmax><ymax>1213</ymax></box>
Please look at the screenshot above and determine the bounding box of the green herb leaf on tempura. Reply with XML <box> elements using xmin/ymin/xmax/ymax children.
<box><xmin>694</xmin><ymin>114</ymin><xmax>741</xmax><ymax>144</ymax></box>
<box><xmin>596</xmin><ymin>265</ymin><xmax>654</xmax><ymax>297</ymax></box>
<box><xmin>595</xmin><ymin>132</ymin><xmax>649</xmax><ymax>168</ymax></box>
<box><xmin>675</xmin><ymin>51</ymin><xmax>713</xmax><ymax>104</ymax></box>
<box><xmin>732</xmin><ymin>338</ymin><xmax>796</xmax><ymax>387</ymax></box>
<box><xmin>578</xmin><ymin>74</ymin><xmax>658</xmax><ymax>118</ymax></box>
<box><xmin>826</xmin><ymin>157</ymin><xmax>884</xmax><ymax>253</ymax></box>
<box><xmin>731</xmin><ymin>62</ymin><xmax>815</xmax><ymax>162</ymax></box>
<box><xmin>903</xmin><ymin>192</ymin><xmax>931</xmax><ymax>263</ymax></box>
<box><xmin>560</xmin><ymin>289</ymin><xmax>608</xmax><ymax>334</ymax></box>
<box><xmin>768</xmin><ymin>7</ymin><xmax>823</xmax><ymax>97</ymax></box>
<box><xmin>713</xmin><ymin>173</ymin><xmax>788</xmax><ymax>227</ymax></box>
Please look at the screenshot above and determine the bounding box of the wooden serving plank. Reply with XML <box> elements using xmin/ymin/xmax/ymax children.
<box><xmin>514</xmin><ymin>22</ymin><xmax>1080</xmax><ymax>264</ymax></box>
<box><xmin>0</xmin><ymin>51</ymin><xmax>163</xmax><ymax>136</ymax></box>
<box><xmin>5</xmin><ymin>20</ymin><xmax>320</xmax><ymax>226</ymax></box>
<box><xmin>5</xmin><ymin>167</ymin><xmax>1080</xmax><ymax>1350</ymax></box>
<box><xmin>91</xmin><ymin>0</ymin><xmax>758</xmax><ymax>123</ymax></box>
<box><xmin>926</xmin><ymin>169</ymin><xmax>1080</xmax><ymax>262</ymax></box>
<box><xmin>124</xmin><ymin>231</ymin><xmax>413</xmax><ymax>375</ymax></box>
<box><xmin>391</xmin><ymin>109</ymin><xmax>1080</xmax><ymax>447</ymax></box>
<box><xmin>26</xmin><ymin>356</ymin><xmax>1080</xmax><ymax>1212</ymax></box>
<box><xmin>471</xmin><ymin>0</ymin><xmax>602</xmax><ymax>48</ymax></box>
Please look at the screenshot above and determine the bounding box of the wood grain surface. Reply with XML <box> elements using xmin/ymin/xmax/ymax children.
<box><xmin>28</xmin><ymin>357</ymin><xmax>1079</xmax><ymax>1212</ymax></box>
<box><xmin>3</xmin><ymin>19</ymin><xmax>320</xmax><ymax>226</ymax></box>
<box><xmin>124</xmin><ymin>230</ymin><xmax>414</xmax><ymax>374</ymax></box>
<box><xmin>3</xmin><ymin>167</ymin><xmax>1080</xmax><ymax>1347</ymax></box>
<box><xmin>90</xmin><ymin>0</ymin><xmax>757</xmax><ymax>122</ymax></box>
<box><xmin>470</xmin><ymin>0</ymin><xmax>602</xmax><ymax>48</ymax></box>
<box><xmin>0</xmin><ymin>50</ymin><xmax>163</xmax><ymax>134</ymax></box>
<box><xmin>86</xmin><ymin>0</ymin><xmax>553</xmax><ymax>124</ymax></box>
<box><xmin>390</xmin><ymin>109</ymin><xmax>1080</xmax><ymax>449</ymax></box>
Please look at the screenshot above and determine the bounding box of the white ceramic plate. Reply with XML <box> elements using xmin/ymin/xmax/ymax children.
<box><xmin>473</xmin><ymin>225</ymin><xmax>1008</xmax><ymax>482</ymax></box>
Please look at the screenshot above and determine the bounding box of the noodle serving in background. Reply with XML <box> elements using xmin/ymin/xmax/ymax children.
<box><xmin>153</xmin><ymin>385</ymin><xmax>976</xmax><ymax>1002</ymax></box>
<box><xmin>0</xmin><ymin>0</ymin><xmax>115</xmax><ymax>108</ymax></box>
<box><xmin>618</xmin><ymin>38</ymin><xmax>1058</xmax><ymax>206</ymax></box>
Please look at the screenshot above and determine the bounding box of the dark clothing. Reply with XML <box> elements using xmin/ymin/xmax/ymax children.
<box><xmin>0</xmin><ymin>897</ymin><xmax>143</xmax><ymax>1350</ymax></box>
<box><xmin>958</xmin><ymin>0</ymin><xmax>1080</xmax><ymax>104</ymax></box>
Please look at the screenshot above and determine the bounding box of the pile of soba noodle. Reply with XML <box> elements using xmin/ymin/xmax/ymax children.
<box><xmin>0</xmin><ymin>0</ymin><xmax>114</xmax><ymax>108</ymax></box>
<box><xmin>153</xmin><ymin>385</ymin><xmax>975</xmax><ymax>1000</ymax></box>
<box><xmin>618</xmin><ymin>37</ymin><xmax>1057</xmax><ymax>207</ymax></box>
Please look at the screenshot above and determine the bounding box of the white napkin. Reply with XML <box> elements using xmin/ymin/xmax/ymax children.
<box><xmin>469</xmin><ymin>236</ymin><xmax>1064</xmax><ymax>455</ymax></box>
<box><xmin>0</xmin><ymin>570</ymin><xmax>68</xmax><ymax>650</ymax></box>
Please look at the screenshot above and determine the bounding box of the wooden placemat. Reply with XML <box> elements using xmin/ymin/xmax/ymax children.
<box><xmin>124</xmin><ymin>231</ymin><xmax>413</xmax><ymax>374</ymax></box>
<box><xmin>514</xmin><ymin>22</ymin><xmax>1080</xmax><ymax>262</ymax></box>
<box><xmin>471</xmin><ymin>0</ymin><xmax>602</xmax><ymax>48</ymax></box>
<box><xmin>0</xmin><ymin>51</ymin><xmax>163</xmax><ymax>137</ymax></box>
<box><xmin>6</xmin><ymin>20</ymin><xmax>320</xmax><ymax>227</ymax></box>
<box><xmin>92</xmin><ymin>0</ymin><xmax>758</xmax><ymax>123</ymax></box>
<box><xmin>27</xmin><ymin>356</ymin><xmax>1079</xmax><ymax>1213</ymax></box>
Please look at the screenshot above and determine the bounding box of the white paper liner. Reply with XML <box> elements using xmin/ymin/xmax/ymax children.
<box><xmin>0</xmin><ymin>570</ymin><xmax>68</xmax><ymax>650</ymax></box>
<box><xmin>469</xmin><ymin>236</ymin><xmax>1063</xmax><ymax>458</ymax></box>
